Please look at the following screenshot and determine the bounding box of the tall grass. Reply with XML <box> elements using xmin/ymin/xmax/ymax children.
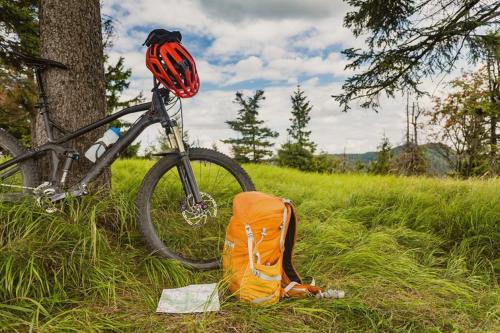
<box><xmin>0</xmin><ymin>159</ymin><xmax>498</xmax><ymax>332</ymax></box>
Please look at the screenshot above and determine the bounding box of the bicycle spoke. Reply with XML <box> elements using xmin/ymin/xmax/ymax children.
<box><xmin>149</xmin><ymin>158</ymin><xmax>244</xmax><ymax>261</ymax></box>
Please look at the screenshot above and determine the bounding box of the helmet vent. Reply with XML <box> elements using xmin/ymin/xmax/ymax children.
<box><xmin>145</xmin><ymin>42</ymin><xmax>199</xmax><ymax>98</ymax></box>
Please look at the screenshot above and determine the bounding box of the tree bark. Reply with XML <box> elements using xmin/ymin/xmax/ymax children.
<box><xmin>487</xmin><ymin>56</ymin><xmax>498</xmax><ymax>176</ymax></box>
<box><xmin>35</xmin><ymin>0</ymin><xmax>109</xmax><ymax>188</ymax></box>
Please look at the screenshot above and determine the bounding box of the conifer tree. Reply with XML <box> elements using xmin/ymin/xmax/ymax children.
<box><xmin>277</xmin><ymin>86</ymin><xmax>316</xmax><ymax>170</ymax></box>
<box><xmin>0</xmin><ymin>4</ymin><xmax>141</xmax><ymax>156</ymax></box>
<box><xmin>371</xmin><ymin>135</ymin><xmax>393</xmax><ymax>175</ymax></box>
<box><xmin>0</xmin><ymin>0</ymin><xmax>39</xmax><ymax>68</ymax></box>
<box><xmin>223</xmin><ymin>90</ymin><xmax>278</xmax><ymax>163</ymax></box>
<box><xmin>287</xmin><ymin>85</ymin><xmax>316</xmax><ymax>152</ymax></box>
<box><xmin>336</xmin><ymin>0</ymin><xmax>499</xmax><ymax>111</ymax></box>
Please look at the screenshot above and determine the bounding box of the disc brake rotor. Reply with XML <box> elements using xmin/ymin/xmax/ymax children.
<box><xmin>180</xmin><ymin>192</ymin><xmax>218</xmax><ymax>226</ymax></box>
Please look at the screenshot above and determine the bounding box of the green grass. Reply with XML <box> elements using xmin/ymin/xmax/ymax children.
<box><xmin>1</xmin><ymin>159</ymin><xmax>499</xmax><ymax>332</ymax></box>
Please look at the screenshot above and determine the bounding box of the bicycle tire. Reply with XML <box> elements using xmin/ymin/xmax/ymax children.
<box><xmin>0</xmin><ymin>128</ymin><xmax>39</xmax><ymax>200</ymax></box>
<box><xmin>136</xmin><ymin>148</ymin><xmax>255</xmax><ymax>270</ymax></box>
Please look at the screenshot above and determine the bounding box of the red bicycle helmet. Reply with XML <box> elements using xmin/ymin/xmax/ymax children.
<box><xmin>146</xmin><ymin>42</ymin><xmax>200</xmax><ymax>98</ymax></box>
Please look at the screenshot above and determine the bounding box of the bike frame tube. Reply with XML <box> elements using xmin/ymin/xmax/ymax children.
<box><xmin>0</xmin><ymin>102</ymin><xmax>152</xmax><ymax>181</ymax></box>
<box><xmin>52</xmin><ymin>102</ymin><xmax>152</xmax><ymax>145</ymax></box>
<box><xmin>0</xmin><ymin>102</ymin><xmax>151</xmax><ymax>171</ymax></box>
<box><xmin>77</xmin><ymin>112</ymin><xmax>155</xmax><ymax>186</ymax></box>
<box><xmin>0</xmin><ymin>87</ymin><xmax>204</xmax><ymax>205</ymax></box>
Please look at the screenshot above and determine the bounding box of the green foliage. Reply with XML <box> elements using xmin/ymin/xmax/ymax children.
<box><xmin>0</xmin><ymin>4</ymin><xmax>141</xmax><ymax>151</ymax></box>
<box><xmin>335</xmin><ymin>0</ymin><xmax>499</xmax><ymax>110</ymax></box>
<box><xmin>0</xmin><ymin>0</ymin><xmax>39</xmax><ymax>67</ymax></box>
<box><xmin>120</xmin><ymin>141</ymin><xmax>141</xmax><ymax>158</ymax></box>
<box><xmin>0</xmin><ymin>160</ymin><xmax>498</xmax><ymax>331</ymax></box>
<box><xmin>0</xmin><ymin>0</ymin><xmax>38</xmax><ymax>145</ymax></box>
<box><xmin>396</xmin><ymin>143</ymin><xmax>428</xmax><ymax>176</ymax></box>
<box><xmin>311</xmin><ymin>152</ymin><xmax>340</xmax><ymax>173</ymax></box>
<box><xmin>277</xmin><ymin>86</ymin><xmax>317</xmax><ymax>171</ymax></box>
<box><xmin>277</xmin><ymin>142</ymin><xmax>314</xmax><ymax>171</ymax></box>
<box><xmin>223</xmin><ymin>90</ymin><xmax>278</xmax><ymax>163</ymax></box>
<box><xmin>105</xmin><ymin>55</ymin><xmax>143</xmax><ymax>158</ymax></box>
<box><xmin>287</xmin><ymin>85</ymin><xmax>315</xmax><ymax>152</ymax></box>
<box><xmin>0</xmin><ymin>73</ymin><xmax>35</xmax><ymax>146</ymax></box>
<box><xmin>105</xmin><ymin>56</ymin><xmax>142</xmax><ymax>115</ymax></box>
<box><xmin>370</xmin><ymin>135</ymin><xmax>393</xmax><ymax>174</ymax></box>
<box><xmin>430</xmin><ymin>68</ymin><xmax>498</xmax><ymax>177</ymax></box>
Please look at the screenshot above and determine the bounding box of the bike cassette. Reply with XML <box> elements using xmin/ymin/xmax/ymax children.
<box><xmin>179</xmin><ymin>192</ymin><xmax>217</xmax><ymax>226</ymax></box>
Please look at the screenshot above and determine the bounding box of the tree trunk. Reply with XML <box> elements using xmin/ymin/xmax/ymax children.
<box><xmin>487</xmin><ymin>56</ymin><xmax>498</xmax><ymax>176</ymax></box>
<box><xmin>406</xmin><ymin>93</ymin><xmax>410</xmax><ymax>145</ymax></box>
<box><xmin>35</xmin><ymin>0</ymin><xmax>109</xmax><ymax>188</ymax></box>
<box><xmin>490</xmin><ymin>116</ymin><xmax>497</xmax><ymax>176</ymax></box>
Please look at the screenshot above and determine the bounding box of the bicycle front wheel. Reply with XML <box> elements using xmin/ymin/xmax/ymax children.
<box><xmin>136</xmin><ymin>148</ymin><xmax>255</xmax><ymax>270</ymax></box>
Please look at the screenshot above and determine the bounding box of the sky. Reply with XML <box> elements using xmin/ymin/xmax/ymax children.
<box><xmin>101</xmin><ymin>0</ymin><xmax>465</xmax><ymax>155</ymax></box>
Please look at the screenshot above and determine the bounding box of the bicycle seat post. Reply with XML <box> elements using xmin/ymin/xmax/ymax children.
<box><xmin>34</xmin><ymin>66</ymin><xmax>55</xmax><ymax>142</ymax></box>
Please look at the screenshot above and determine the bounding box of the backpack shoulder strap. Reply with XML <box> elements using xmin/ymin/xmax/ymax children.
<box><xmin>282</xmin><ymin>200</ymin><xmax>302</xmax><ymax>285</ymax></box>
<box><xmin>281</xmin><ymin>199</ymin><xmax>325</xmax><ymax>298</ymax></box>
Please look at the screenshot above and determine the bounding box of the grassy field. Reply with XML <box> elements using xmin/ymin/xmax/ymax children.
<box><xmin>0</xmin><ymin>158</ymin><xmax>499</xmax><ymax>332</ymax></box>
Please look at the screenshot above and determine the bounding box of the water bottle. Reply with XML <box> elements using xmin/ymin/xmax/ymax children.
<box><xmin>84</xmin><ymin>127</ymin><xmax>121</xmax><ymax>162</ymax></box>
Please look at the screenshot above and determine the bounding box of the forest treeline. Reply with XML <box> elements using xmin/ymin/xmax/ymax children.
<box><xmin>1</xmin><ymin>1</ymin><xmax>498</xmax><ymax>179</ymax></box>
<box><xmin>222</xmin><ymin>62</ymin><xmax>498</xmax><ymax>179</ymax></box>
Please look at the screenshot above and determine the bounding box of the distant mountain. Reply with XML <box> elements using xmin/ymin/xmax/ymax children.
<box><xmin>331</xmin><ymin>143</ymin><xmax>452</xmax><ymax>176</ymax></box>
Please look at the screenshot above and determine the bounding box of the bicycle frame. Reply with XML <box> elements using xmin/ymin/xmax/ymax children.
<box><xmin>0</xmin><ymin>86</ymin><xmax>204</xmax><ymax>204</ymax></box>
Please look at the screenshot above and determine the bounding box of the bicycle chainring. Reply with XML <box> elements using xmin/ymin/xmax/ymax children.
<box><xmin>34</xmin><ymin>182</ymin><xmax>60</xmax><ymax>213</ymax></box>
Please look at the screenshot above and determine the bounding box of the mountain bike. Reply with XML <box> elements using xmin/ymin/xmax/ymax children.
<box><xmin>0</xmin><ymin>53</ymin><xmax>255</xmax><ymax>270</ymax></box>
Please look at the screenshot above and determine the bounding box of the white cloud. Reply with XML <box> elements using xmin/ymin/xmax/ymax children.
<box><xmin>197</xmin><ymin>0</ymin><xmax>348</xmax><ymax>20</ymax></box>
<box><xmin>101</xmin><ymin>0</ymin><xmax>472</xmax><ymax>156</ymax></box>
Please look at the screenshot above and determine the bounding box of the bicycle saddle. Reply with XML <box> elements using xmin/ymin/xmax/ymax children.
<box><xmin>13</xmin><ymin>51</ymin><xmax>68</xmax><ymax>70</ymax></box>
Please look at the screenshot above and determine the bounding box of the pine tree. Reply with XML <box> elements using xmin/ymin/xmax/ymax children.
<box><xmin>277</xmin><ymin>142</ymin><xmax>313</xmax><ymax>171</ymax></box>
<box><xmin>0</xmin><ymin>5</ymin><xmax>142</xmax><ymax>157</ymax></box>
<box><xmin>0</xmin><ymin>0</ymin><xmax>39</xmax><ymax>67</ymax></box>
<box><xmin>287</xmin><ymin>85</ymin><xmax>315</xmax><ymax>152</ymax></box>
<box><xmin>223</xmin><ymin>90</ymin><xmax>278</xmax><ymax>163</ymax></box>
<box><xmin>336</xmin><ymin>0</ymin><xmax>498</xmax><ymax>111</ymax></box>
<box><xmin>102</xmin><ymin>18</ymin><xmax>142</xmax><ymax>117</ymax></box>
<box><xmin>277</xmin><ymin>86</ymin><xmax>316</xmax><ymax>170</ymax></box>
<box><xmin>0</xmin><ymin>0</ymin><xmax>39</xmax><ymax>145</ymax></box>
<box><xmin>371</xmin><ymin>135</ymin><xmax>393</xmax><ymax>175</ymax></box>
<box><xmin>105</xmin><ymin>56</ymin><xmax>143</xmax><ymax>157</ymax></box>
<box><xmin>105</xmin><ymin>57</ymin><xmax>142</xmax><ymax>115</ymax></box>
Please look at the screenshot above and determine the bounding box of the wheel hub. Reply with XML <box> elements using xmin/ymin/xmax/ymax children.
<box><xmin>179</xmin><ymin>192</ymin><xmax>217</xmax><ymax>226</ymax></box>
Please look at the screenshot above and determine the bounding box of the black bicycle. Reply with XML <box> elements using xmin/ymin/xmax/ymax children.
<box><xmin>0</xmin><ymin>53</ymin><xmax>255</xmax><ymax>270</ymax></box>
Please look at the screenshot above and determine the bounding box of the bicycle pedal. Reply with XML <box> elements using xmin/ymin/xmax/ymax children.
<box><xmin>45</xmin><ymin>207</ymin><xmax>59</xmax><ymax>214</ymax></box>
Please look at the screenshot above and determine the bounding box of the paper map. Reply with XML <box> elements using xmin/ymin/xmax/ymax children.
<box><xmin>156</xmin><ymin>283</ymin><xmax>220</xmax><ymax>313</ymax></box>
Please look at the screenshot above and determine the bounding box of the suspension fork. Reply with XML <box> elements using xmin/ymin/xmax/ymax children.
<box><xmin>165</xmin><ymin>123</ymin><xmax>204</xmax><ymax>205</ymax></box>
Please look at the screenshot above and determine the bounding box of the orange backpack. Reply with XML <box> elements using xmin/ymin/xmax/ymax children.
<box><xmin>222</xmin><ymin>191</ymin><xmax>322</xmax><ymax>304</ymax></box>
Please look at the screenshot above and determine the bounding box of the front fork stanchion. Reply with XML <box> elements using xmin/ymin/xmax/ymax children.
<box><xmin>179</xmin><ymin>152</ymin><xmax>203</xmax><ymax>204</ymax></box>
<box><xmin>165</xmin><ymin>123</ymin><xmax>203</xmax><ymax>204</ymax></box>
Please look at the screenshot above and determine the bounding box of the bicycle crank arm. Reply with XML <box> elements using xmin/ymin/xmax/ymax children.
<box><xmin>48</xmin><ymin>187</ymin><xmax>88</xmax><ymax>203</ymax></box>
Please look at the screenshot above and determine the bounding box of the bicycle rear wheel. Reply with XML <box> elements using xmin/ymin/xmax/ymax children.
<box><xmin>136</xmin><ymin>148</ymin><xmax>255</xmax><ymax>270</ymax></box>
<box><xmin>0</xmin><ymin>128</ymin><xmax>39</xmax><ymax>202</ymax></box>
